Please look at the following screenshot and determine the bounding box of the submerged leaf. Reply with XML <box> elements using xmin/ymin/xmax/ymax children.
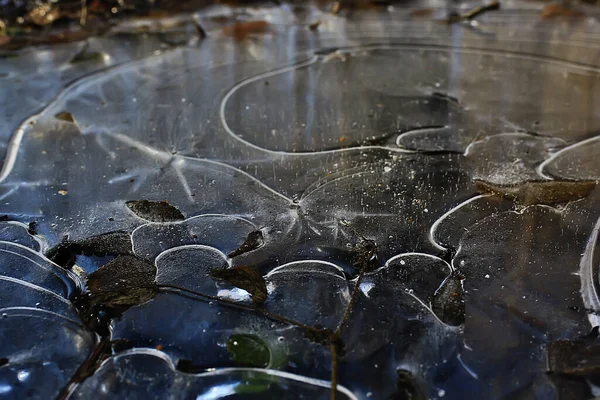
<box><xmin>76</xmin><ymin>231</ymin><xmax>133</xmax><ymax>256</ymax></box>
<box><xmin>226</xmin><ymin>334</ymin><xmax>271</xmax><ymax>368</ymax></box>
<box><xmin>47</xmin><ymin>231</ymin><xmax>133</xmax><ymax>268</ymax></box>
<box><xmin>87</xmin><ymin>255</ymin><xmax>157</xmax><ymax>308</ymax></box>
<box><xmin>227</xmin><ymin>230</ymin><xmax>264</xmax><ymax>258</ymax></box>
<box><xmin>223</xmin><ymin>21</ymin><xmax>270</xmax><ymax>40</ymax></box>
<box><xmin>303</xmin><ymin>326</ymin><xmax>334</xmax><ymax>347</ymax></box>
<box><xmin>393</xmin><ymin>370</ymin><xmax>428</xmax><ymax>400</ymax></box>
<box><xmin>431</xmin><ymin>272</ymin><xmax>465</xmax><ymax>326</ymax></box>
<box><xmin>55</xmin><ymin>111</ymin><xmax>76</xmax><ymax>123</ymax></box>
<box><xmin>210</xmin><ymin>265</ymin><xmax>267</xmax><ymax>306</ymax></box>
<box><xmin>126</xmin><ymin>200</ymin><xmax>185</xmax><ymax>222</ymax></box>
<box><xmin>475</xmin><ymin>179</ymin><xmax>597</xmax><ymax>206</ymax></box>
<box><xmin>70</xmin><ymin>51</ymin><xmax>104</xmax><ymax>64</ymax></box>
<box><xmin>547</xmin><ymin>337</ymin><xmax>600</xmax><ymax>375</ymax></box>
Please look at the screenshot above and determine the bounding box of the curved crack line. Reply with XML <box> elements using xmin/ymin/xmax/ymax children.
<box><xmin>105</xmin><ymin>131</ymin><xmax>294</xmax><ymax>205</ymax></box>
<box><xmin>220</xmin><ymin>42</ymin><xmax>600</xmax><ymax>156</ymax></box>
<box><xmin>311</xmin><ymin>42</ymin><xmax>600</xmax><ymax>74</ymax></box>
<box><xmin>428</xmin><ymin>194</ymin><xmax>493</xmax><ymax>252</ymax></box>
<box><xmin>0</xmin><ymin>48</ymin><xmax>181</xmax><ymax>183</ymax></box>
<box><xmin>580</xmin><ymin>217</ymin><xmax>600</xmax><ymax>327</ymax></box>
<box><xmin>218</xmin><ymin>54</ymin><xmax>415</xmax><ymax>156</ymax></box>
<box><xmin>536</xmin><ymin>135</ymin><xmax>600</xmax><ymax>180</ymax></box>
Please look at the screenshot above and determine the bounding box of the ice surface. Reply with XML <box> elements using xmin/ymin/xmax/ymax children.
<box><xmin>1</xmin><ymin>1</ymin><xmax>600</xmax><ymax>398</ymax></box>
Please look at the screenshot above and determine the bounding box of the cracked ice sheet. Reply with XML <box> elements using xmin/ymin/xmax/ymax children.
<box><xmin>444</xmin><ymin>190</ymin><xmax>600</xmax><ymax>398</ymax></box>
<box><xmin>0</xmin><ymin>122</ymin><xmax>296</xmax><ymax>246</ymax></box>
<box><xmin>0</xmin><ymin>35</ymin><xmax>181</xmax><ymax>168</ymax></box>
<box><xmin>2</xmin><ymin>2</ymin><xmax>600</xmax><ymax>400</ymax></box>
<box><xmin>70</xmin><ymin>349</ymin><xmax>357</xmax><ymax>400</ymax></box>
<box><xmin>0</xmin><ymin>241</ymin><xmax>92</xmax><ymax>399</ymax></box>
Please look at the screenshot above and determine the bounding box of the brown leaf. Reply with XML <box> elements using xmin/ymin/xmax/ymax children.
<box><xmin>541</xmin><ymin>3</ymin><xmax>583</xmax><ymax>19</ymax></box>
<box><xmin>223</xmin><ymin>20</ymin><xmax>270</xmax><ymax>40</ymax></box>
<box><xmin>410</xmin><ymin>8</ymin><xmax>433</xmax><ymax>18</ymax></box>
<box><xmin>55</xmin><ymin>111</ymin><xmax>76</xmax><ymax>123</ymax></box>
<box><xmin>126</xmin><ymin>200</ymin><xmax>185</xmax><ymax>222</ymax></box>
<box><xmin>547</xmin><ymin>337</ymin><xmax>600</xmax><ymax>375</ymax></box>
<box><xmin>475</xmin><ymin>179</ymin><xmax>597</xmax><ymax>206</ymax></box>
<box><xmin>210</xmin><ymin>265</ymin><xmax>267</xmax><ymax>306</ymax></box>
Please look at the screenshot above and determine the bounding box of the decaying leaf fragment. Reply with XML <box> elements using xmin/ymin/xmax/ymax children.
<box><xmin>210</xmin><ymin>265</ymin><xmax>268</xmax><ymax>306</ymax></box>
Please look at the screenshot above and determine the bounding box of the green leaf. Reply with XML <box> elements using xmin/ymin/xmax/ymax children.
<box><xmin>226</xmin><ymin>334</ymin><xmax>271</xmax><ymax>368</ymax></box>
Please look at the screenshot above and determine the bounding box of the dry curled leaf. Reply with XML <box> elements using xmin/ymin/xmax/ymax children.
<box><xmin>210</xmin><ymin>265</ymin><xmax>267</xmax><ymax>306</ymax></box>
<box><xmin>126</xmin><ymin>200</ymin><xmax>185</xmax><ymax>222</ymax></box>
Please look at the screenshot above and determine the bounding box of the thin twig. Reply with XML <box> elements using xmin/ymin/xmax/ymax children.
<box><xmin>334</xmin><ymin>269</ymin><xmax>366</xmax><ymax>336</ymax></box>
<box><xmin>330</xmin><ymin>340</ymin><xmax>339</xmax><ymax>400</ymax></box>
<box><xmin>339</xmin><ymin>218</ymin><xmax>367</xmax><ymax>241</ymax></box>
<box><xmin>446</xmin><ymin>0</ymin><xmax>500</xmax><ymax>24</ymax></box>
<box><xmin>154</xmin><ymin>284</ymin><xmax>320</xmax><ymax>333</ymax></box>
<box><xmin>56</xmin><ymin>336</ymin><xmax>108</xmax><ymax>400</ymax></box>
<box><xmin>193</xmin><ymin>21</ymin><xmax>207</xmax><ymax>40</ymax></box>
